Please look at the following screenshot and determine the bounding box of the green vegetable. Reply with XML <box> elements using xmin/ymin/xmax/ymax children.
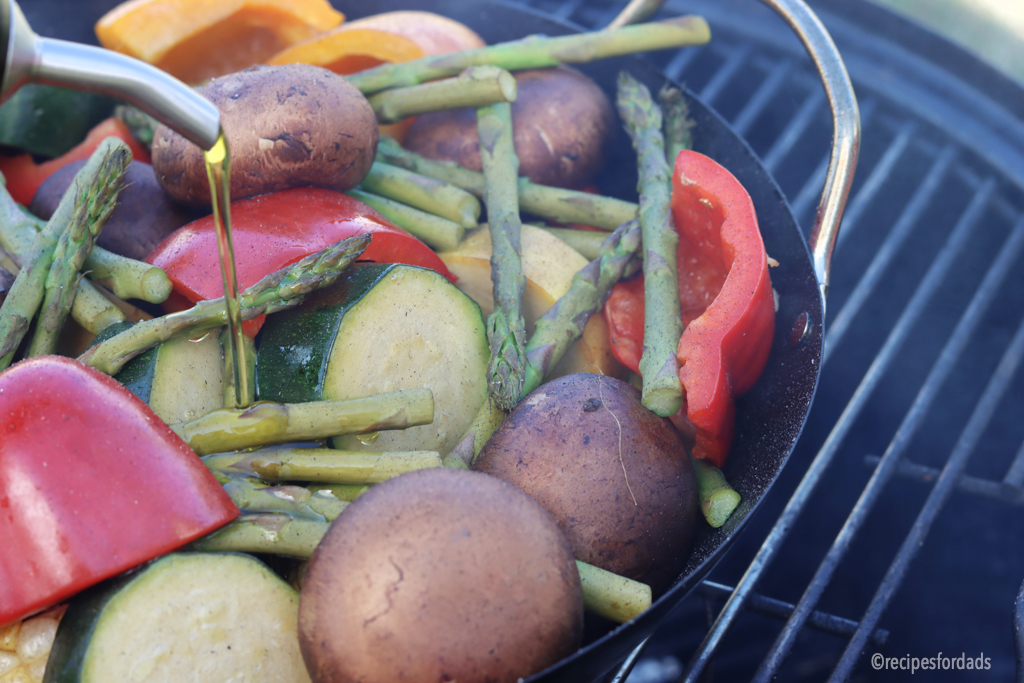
<box><xmin>693</xmin><ymin>458</ymin><xmax>741</xmax><ymax>528</ymax></box>
<box><xmin>477</xmin><ymin>101</ymin><xmax>527</xmax><ymax>411</ymax></box>
<box><xmin>204</xmin><ymin>446</ymin><xmax>442</xmax><ymax>484</ymax></box>
<box><xmin>347</xmin><ymin>17</ymin><xmax>711</xmax><ymax>94</ymax></box>
<box><xmin>27</xmin><ymin>140</ymin><xmax>131</xmax><ymax>357</ymax></box>
<box><xmin>617</xmin><ymin>71</ymin><xmax>684</xmax><ymax>417</ymax></box>
<box><xmin>346</xmin><ymin>187</ymin><xmax>464</xmax><ymax>251</ymax></box>
<box><xmin>0</xmin><ymin>139</ymin><xmax>129</xmax><ymax>369</ymax></box>
<box><xmin>108</xmin><ymin>329</ymin><xmax>226</xmax><ymax>427</ymax></box>
<box><xmin>368</xmin><ymin>65</ymin><xmax>518</xmax><ymax>123</ymax></box>
<box><xmin>361</xmin><ymin>161</ymin><xmax>480</xmax><ymax>228</ymax></box>
<box><xmin>78</xmin><ymin>232</ymin><xmax>372</xmax><ymax>376</ymax></box>
<box><xmin>172</xmin><ymin>389</ymin><xmax>435</xmax><ymax>456</ymax></box>
<box><xmin>446</xmin><ymin>220</ymin><xmax>642</xmax><ymax>467</ymax></box>
<box><xmin>377</xmin><ymin>136</ymin><xmax>639</xmax><ymax>230</ymax></box>
<box><xmin>45</xmin><ymin>553</ymin><xmax>311</xmax><ymax>683</ymax></box>
<box><xmin>0</xmin><ymin>86</ymin><xmax>113</xmax><ymax>158</ymax></box>
<box><xmin>256</xmin><ymin>262</ymin><xmax>490</xmax><ymax>456</ymax></box>
<box><xmin>659</xmin><ymin>84</ymin><xmax>695</xmax><ymax>163</ymax></box>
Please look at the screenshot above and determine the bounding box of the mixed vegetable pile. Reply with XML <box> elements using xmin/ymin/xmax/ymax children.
<box><xmin>0</xmin><ymin>1</ymin><xmax>776</xmax><ymax>681</ymax></box>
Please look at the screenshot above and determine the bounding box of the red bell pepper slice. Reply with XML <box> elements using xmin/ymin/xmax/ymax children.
<box><xmin>0</xmin><ymin>356</ymin><xmax>238</xmax><ymax>626</ymax></box>
<box><xmin>604</xmin><ymin>150</ymin><xmax>775</xmax><ymax>467</ymax></box>
<box><xmin>0</xmin><ymin>118</ymin><xmax>151</xmax><ymax>206</ymax></box>
<box><xmin>146</xmin><ymin>186</ymin><xmax>456</xmax><ymax>337</ymax></box>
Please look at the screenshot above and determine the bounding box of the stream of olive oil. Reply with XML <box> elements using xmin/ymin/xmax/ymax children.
<box><xmin>203</xmin><ymin>131</ymin><xmax>250</xmax><ymax>409</ymax></box>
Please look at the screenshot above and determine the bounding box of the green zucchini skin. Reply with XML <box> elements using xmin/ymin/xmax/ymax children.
<box><xmin>43</xmin><ymin>553</ymin><xmax>309</xmax><ymax>683</ymax></box>
<box><xmin>43</xmin><ymin>569</ymin><xmax>137</xmax><ymax>683</ymax></box>
<box><xmin>0</xmin><ymin>86</ymin><xmax>114</xmax><ymax>159</ymax></box>
<box><xmin>256</xmin><ymin>262</ymin><xmax>395</xmax><ymax>403</ymax></box>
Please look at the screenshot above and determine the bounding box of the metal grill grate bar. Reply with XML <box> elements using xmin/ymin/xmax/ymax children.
<box><xmin>751</xmin><ymin>180</ymin><xmax>1000</xmax><ymax>682</ymax></box>
<box><xmin>732</xmin><ymin>58</ymin><xmax>795</xmax><ymax>136</ymax></box>
<box><xmin>762</xmin><ymin>88</ymin><xmax>825</xmax><ymax>173</ymax></box>
<box><xmin>699</xmin><ymin>44</ymin><xmax>753</xmax><ymax>105</ymax></box>
<box><xmin>864</xmin><ymin>454</ymin><xmax>1024</xmax><ymax>505</ymax></box>
<box><xmin>552</xmin><ymin>0</ymin><xmax>586</xmax><ymax>21</ymax></box>
<box><xmin>1002</xmin><ymin>433</ymin><xmax>1024</xmax><ymax>488</ymax></box>
<box><xmin>834</xmin><ymin>120</ymin><xmax>917</xmax><ymax>250</ymax></box>
<box><xmin>822</xmin><ymin>143</ymin><xmax>958</xmax><ymax>365</ymax></box>
<box><xmin>697</xmin><ymin>581</ymin><xmax>890</xmax><ymax>646</ymax></box>
<box><xmin>681</xmin><ymin>154</ymin><xmax>987</xmax><ymax>683</ymax></box>
<box><xmin>829</xmin><ymin>219</ymin><xmax>1024</xmax><ymax>681</ymax></box>
<box><xmin>663</xmin><ymin>45</ymin><xmax>702</xmax><ymax>81</ymax></box>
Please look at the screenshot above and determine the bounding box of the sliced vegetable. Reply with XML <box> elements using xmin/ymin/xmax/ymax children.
<box><xmin>95</xmin><ymin>0</ymin><xmax>343</xmax><ymax>84</ymax></box>
<box><xmin>0</xmin><ymin>356</ymin><xmax>237</xmax><ymax>626</ymax></box>
<box><xmin>111</xmin><ymin>330</ymin><xmax>226</xmax><ymax>427</ymax></box>
<box><xmin>83</xmin><ymin>232</ymin><xmax>373</xmax><ymax>375</ymax></box>
<box><xmin>145</xmin><ymin>188</ymin><xmax>453</xmax><ymax>336</ymax></box>
<box><xmin>337</xmin><ymin>10</ymin><xmax>486</xmax><ymax>55</ymax></box>
<box><xmin>256</xmin><ymin>263</ymin><xmax>489</xmax><ymax>456</ymax></box>
<box><xmin>0</xmin><ymin>118</ymin><xmax>148</xmax><ymax>207</ymax></box>
<box><xmin>604</xmin><ymin>150</ymin><xmax>775</xmax><ymax>466</ymax></box>
<box><xmin>266</xmin><ymin>27</ymin><xmax>425</xmax><ymax>75</ymax></box>
<box><xmin>45</xmin><ymin>553</ymin><xmax>310</xmax><ymax>683</ymax></box>
<box><xmin>0</xmin><ymin>85</ymin><xmax>112</xmax><ymax>158</ymax></box>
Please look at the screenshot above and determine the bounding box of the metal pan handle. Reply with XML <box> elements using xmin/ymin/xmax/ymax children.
<box><xmin>758</xmin><ymin>0</ymin><xmax>860</xmax><ymax>306</ymax></box>
<box><xmin>610</xmin><ymin>0</ymin><xmax>860</xmax><ymax>306</ymax></box>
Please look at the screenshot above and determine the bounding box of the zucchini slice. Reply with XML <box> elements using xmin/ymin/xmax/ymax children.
<box><xmin>111</xmin><ymin>332</ymin><xmax>226</xmax><ymax>427</ymax></box>
<box><xmin>44</xmin><ymin>553</ymin><xmax>310</xmax><ymax>683</ymax></box>
<box><xmin>256</xmin><ymin>263</ymin><xmax>489</xmax><ymax>455</ymax></box>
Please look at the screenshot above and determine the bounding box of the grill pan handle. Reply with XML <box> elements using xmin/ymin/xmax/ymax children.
<box><xmin>610</xmin><ymin>0</ymin><xmax>860</xmax><ymax>305</ymax></box>
<box><xmin>758</xmin><ymin>0</ymin><xmax>859</xmax><ymax>305</ymax></box>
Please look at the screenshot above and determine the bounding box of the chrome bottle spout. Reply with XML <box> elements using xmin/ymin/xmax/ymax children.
<box><xmin>0</xmin><ymin>0</ymin><xmax>219</xmax><ymax>150</ymax></box>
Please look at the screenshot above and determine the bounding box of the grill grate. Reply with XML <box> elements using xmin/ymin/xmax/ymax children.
<box><xmin>500</xmin><ymin>0</ymin><xmax>1024</xmax><ymax>679</ymax></box>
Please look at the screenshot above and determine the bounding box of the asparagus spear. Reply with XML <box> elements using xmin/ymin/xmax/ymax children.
<box><xmin>693</xmin><ymin>458</ymin><xmax>741</xmax><ymax>528</ymax></box>
<box><xmin>368</xmin><ymin>65</ymin><xmax>518</xmax><ymax>123</ymax></box>
<box><xmin>0</xmin><ymin>140</ymin><xmax>128</xmax><ymax>369</ymax></box>
<box><xmin>361</xmin><ymin>161</ymin><xmax>480</xmax><ymax>228</ymax></box>
<box><xmin>477</xmin><ymin>102</ymin><xmax>528</xmax><ymax>411</ymax></box>
<box><xmin>346</xmin><ymin>188</ymin><xmax>464</xmax><ymax>251</ymax></box>
<box><xmin>308</xmin><ymin>483</ymin><xmax>371</xmax><ymax>502</ymax></box>
<box><xmin>191</xmin><ymin>512</ymin><xmax>652</xmax><ymax>623</ymax></box>
<box><xmin>524</xmin><ymin>219</ymin><xmax>642</xmax><ymax>394</ymax></box>
<box><xmin>659</xmin><ymin>84</ymin><xmax>695</xmax><ymax>163</ymax></box>
<box><xmin>115</xmin><ymin>104</ymin><xmax>158</xmax><ymax>149</ymax></box>
<box><xmin>538</xmin><ymin>226</ymin><xmax>608</xmax><ymax>260</ymax></box>
<box><xmin>577</xmin><ymin>560</ymin><xmax>652</xmax><ymax>623</ymax></box>
<box><xmin>78</xmin><ymin>247</ymin><xmax>172</xmax><ymax>303</ymax></box>
<box><xmin>190</xmin><ymin>513</ymin><xmax>326</xmax><ymax>557</ymax></box>
<box><xmin>445</xmin><ymin>220</ymin><xmax>642</xmax><ymax>467</ymax></box>
<box><xmin>377</xmin><ymin>136</ymin><xmax>639</xmax><ymax>229</ymax></box>
<box><xmin>79</xmin><ymin>231</ymin><xmax>371</xmax><ymax>375</ymax></box>
<box><xmin>223</xmin><ymin>476</ymin><xmax>350</xmax><ymax>522</ymax></box>
<box><xmin>617</xmin><ymin>71</ymin><xmax>684</xmax><ymax>417</ymax></box>
<box><xmin>28</xmin><ymin>140</ymin><xmax>131</xmax><ymax>356</ymax></box>
<box><xmin>204</xmin><ymin>446</ymin><xmax>442</xmax><ymax>484</ymax></box>
<box><xmin>173</xmin><ymin>388</ymin><xmax>435</xmax><ymax>456</ymax></box>
<box><xmin>347</xmin><ymin>17</ymin><xmax>711</xmax><ymax>94</ymax></box>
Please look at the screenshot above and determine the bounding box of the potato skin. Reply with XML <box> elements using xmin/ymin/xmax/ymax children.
<box><xmin>475</xmin><ymin>374</ymin><xmax>698</xmax><ymax>594</ymax></box>
<box><xmin>152</xmin><ymin>64</ymin><xmax>378</xmax><ymax>206</ymax></box>
<box><xmin>30</xmin><ymin>160</ymin><xmax>203</xmax><ymax>261</ymax></box>
<box><xmin>404</xmin><ymin>67</ymin><xmax>613</xmax><ymax>189</ymax></box>
<box><xmin>299</xmin><ymin>467</ymin><xmax>583</xmax><ymax>683</ymax></box>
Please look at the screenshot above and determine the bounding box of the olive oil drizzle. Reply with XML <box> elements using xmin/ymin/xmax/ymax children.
<box><xmin>204</xmin><ymin>131</ymin><xmax>249</xmax><ymax>409</ymax></box>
